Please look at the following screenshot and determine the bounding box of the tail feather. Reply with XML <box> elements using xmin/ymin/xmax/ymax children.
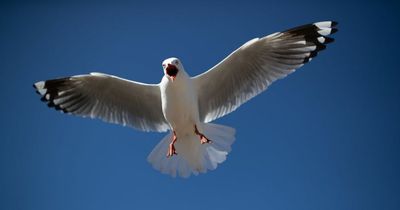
<box><xmin>147</xmin><ymin>123</ymin><xmax>236</xmax><ymax>178</ymax></box>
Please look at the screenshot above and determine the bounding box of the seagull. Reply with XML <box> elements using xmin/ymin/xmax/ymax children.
<box><xmin>33</xmin><ymin>21</ymin><xmax>338</xmax><ymax>177</ymax></box>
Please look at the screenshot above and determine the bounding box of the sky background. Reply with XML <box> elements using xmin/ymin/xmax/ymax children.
<box><xmin>1</xmin><ymin>0</ymin><xmax>400</xmax><ymax>210</ymax></box>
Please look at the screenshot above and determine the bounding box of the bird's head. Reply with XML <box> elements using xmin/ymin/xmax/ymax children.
<box><xmin>162</xmin><ymin>57</ymin><xmax>182</xmax><ymax>82</ymax></box>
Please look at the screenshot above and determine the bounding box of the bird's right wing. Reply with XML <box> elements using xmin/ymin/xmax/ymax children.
<box><xmin>193</xmin><ymin>21</ymin><xmax>337</xmax><ymax>122</ymax></box>
<box><xmin>34</xmin><ymin>72</ymin><xmax>169</xmax><ymax>132</ymax></box>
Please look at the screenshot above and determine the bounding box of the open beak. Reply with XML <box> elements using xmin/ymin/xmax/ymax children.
<box><xmin>166</xmin><ymin>64</ymin><xmax>179</xmax><ymax>81</ymax></box>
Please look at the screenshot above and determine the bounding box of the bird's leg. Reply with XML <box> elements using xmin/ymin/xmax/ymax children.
<box><xmin>194</xmin><ymin>125</ymin><xmax>212</xmax><ymax>144</ymax></box>
<box><xmin>167</xmin><ymin>131</ymin><xmax>178</xmax><ymax>157</ymax></box>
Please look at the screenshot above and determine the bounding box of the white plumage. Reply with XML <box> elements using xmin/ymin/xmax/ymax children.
<box><xmin>33</xmin><ymin>21</ymin><xmax>338</xmax><ymax>177</ymax></box>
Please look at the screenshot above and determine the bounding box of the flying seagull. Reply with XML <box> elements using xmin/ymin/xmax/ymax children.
<box><xmin>33</xmin><ymin>21</ymin><xmax>338</xmax><ymax>177</ymax></box>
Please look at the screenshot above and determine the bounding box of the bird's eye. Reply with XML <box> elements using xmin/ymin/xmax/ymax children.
<box><xmin>175</xmin><ymin>60</ymin><xmax>179</xmax><ymax>65</ymax></box>
<box><xmin>162</xmin><ymin>64</ymin><xmax>166</xmax><ymax>67</ymax></box>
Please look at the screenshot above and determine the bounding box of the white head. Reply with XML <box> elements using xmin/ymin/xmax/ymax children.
<box><xmin>162</xmin><ymin>57</ymin><xmax>183</xmax><ymax>82</ymax></box>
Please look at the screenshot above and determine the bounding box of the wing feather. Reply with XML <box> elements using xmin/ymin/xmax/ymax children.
<box><xmin>193</xmin><ymin>21</ymin><xmax>338</xmax><ymax>122</ymax></box>
<box><xmin>34</xmin><ymin>72</ymin><xmax>169</xmax><ymax>132</ymax></box>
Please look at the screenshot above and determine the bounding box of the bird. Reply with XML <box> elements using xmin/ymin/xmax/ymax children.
<box><xmin>33</xmin><ymin>21</ymin><xmax>338</xmax><ymax>177</ymax></box>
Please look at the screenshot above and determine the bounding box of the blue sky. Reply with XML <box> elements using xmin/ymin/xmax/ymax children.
<box><xmin>1</xmin><ymin>0</ymin><xmax>399</xmax><ymax>209</ymax></box>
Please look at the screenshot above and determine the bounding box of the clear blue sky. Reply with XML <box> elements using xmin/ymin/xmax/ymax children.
<box><xmin>1</xmin><ymin>0</ymin><xmax>399</xmax><ymax>209</ymax></box>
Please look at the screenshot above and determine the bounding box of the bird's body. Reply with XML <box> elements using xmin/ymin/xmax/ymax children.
<box><xmin>154</xmin><ymin>58</ymin><xmax>226</xmax><ymax>175</ymax></box>
<box><xmin>160</xmin><ymin>63</ymin><xmax>199</xmax><ymax>135</ymax></box>
<box><xmin>33</xmin><ymin>21</ymin><xmax>338</xmax><ymax>177</ymax></box>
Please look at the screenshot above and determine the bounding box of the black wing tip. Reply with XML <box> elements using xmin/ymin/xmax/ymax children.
<box><xmin>317</xmin><ymin>44</ymin><xmax>327</xmax><ymax>51</ymax></box>
<box><xmin>272</xmin><ymin>20</ymin><xmax>338</xmax><ymax>65</ymax></box>
<box><xmin>310</xmin><ymin>51</ymin><xmax>318</xmax><ymax>58</ymax></box>
<box><xmin>303</xmin><ymin>51</ymin><xmax>319</xmax><ymax>63</ymax></box>
<box><xmin>323</xmin><ymin>37</ymin><xmax>335</xmax><ymax>44</ymax></box>
<box><xmin>33</xmin><ymin>78</ymin><xmax>79</xmax><ymax>114</ymax></box>
<box><xmin>284</xmin><ymin>20</ymin><xmax>339</xmax><ymax>37</ymax></box>
<box><xmin>47</xmin><ymin>101</ymin><xmax>55</xmax><ymax>107</ymax></box>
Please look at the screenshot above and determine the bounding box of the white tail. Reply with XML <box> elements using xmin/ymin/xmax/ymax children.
<box><xmin>147</xmin><ymin>123</ymin><xmax>236</xmax><ymax>178</ymax></box>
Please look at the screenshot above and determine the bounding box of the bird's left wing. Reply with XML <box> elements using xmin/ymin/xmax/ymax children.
<box><xmin>34</xmin><ymin>72</ymin><xmax>169</xmax><ymax>132</ymax></box>
<box><xmin>193</xmin><ymin>21</ymin><xmax>338</xmax><ymax>122</ymax></box>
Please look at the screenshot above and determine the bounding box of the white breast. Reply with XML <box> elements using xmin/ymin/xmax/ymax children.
<box><xmin>160</xmin><ymin>74</ymin><xmax>200</xmax><ymax>134</ymax></box>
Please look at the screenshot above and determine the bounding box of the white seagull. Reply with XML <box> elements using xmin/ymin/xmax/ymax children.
<box><xmin>34</xmin><ymin>21</ymin><xmax>338</xmax><ymax>177</ymax></box>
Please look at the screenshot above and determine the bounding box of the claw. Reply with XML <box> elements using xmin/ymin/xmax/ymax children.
<box><xmin>194</xmin><ymin>125</ymin><xmax>212</xmax><ymax>144</ymax></box>
<box><xmin>200</xmin><ymin>135</ymin><xmax>212</xmax><ymax>144</ymax></box>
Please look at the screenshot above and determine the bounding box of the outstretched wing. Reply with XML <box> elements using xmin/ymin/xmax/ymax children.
<box><xmin>193</xmin><ymin>21</ymin><xmax>338</xmax><ymax>122</ymax></box>
<box><xmin>34</xmin><ymin>72</ymin><xmax>169</xmax><ymax>132</ymax></box>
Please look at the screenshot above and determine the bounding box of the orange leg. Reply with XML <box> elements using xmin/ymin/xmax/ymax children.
<box><xmin>194</xmin><ymin>125</ymin><xmax>212</xmax><ymax>144</ymax></box>
<box><xmin>167</xmin><ymin>131</ymin><xmax>178</xmax><ymax>157</ymax></box>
